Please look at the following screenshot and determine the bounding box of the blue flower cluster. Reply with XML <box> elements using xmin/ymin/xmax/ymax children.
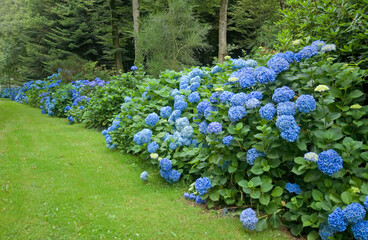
<box><xmin>204</xmin><ymin>106</ymin><xmax>217</xmax><ymax>119</ymax></box>
<box><xmin>197</xmin><ymin>101</ymin><xmax>210</xmax><ymax>115</ymax></box>
<box><xmin>207</xmin><ymin>122</ymin><xmax>222</xmax><ymax>134</ymax></box>
<box><xmin>210</xmin><ymin>92</ymin><xmax>220</xmax><ymax>103</ymax></box>
<box><xmin>272</xmin><ymin>86</ymin><xmax>295</xmax><ymax>103</ymax></box>
<box><xmin>222</xmin><ymin>135</ymin><xmax>233</xmax><ymax>146</ymax></box>
<box><xmin>195</xmin><ymin>177</ymin><xmax>212</xmax><ymax>195</ymax></box>
<box><xmin>253</xmin><ymin>66</ymin><xmax>276</xmax><ymax>84</ymax></box>
<box><xmin>267</xmin><ymin>57</ymin><xmax>289</xmax><ymax>74</ymax></box>
<box><xmin>220</xmin><ymin>91</ymin><xmax>234</xmax><ymax>103</ymax></box>
<box><xmin>147</xmin><ymin>141</ymin><xmax>159</xmax><ymax>153</ymax></box>
<box><xmin>183</xmin><ymin>192</ymin><xmax>206</xmax><ymax>204</ymax></box>
<box><xmin>277</xmin><ymin>101</ymin><xmax>296</xmax><ymax>116</ymax></box>
<box><xmin>319</xmin><ymin>222</ymin><xmax>337</xmax><ymax>240</ymax></box>
<box><xmin>285</xmin><ymin>183</ymin><xmax>301</xmax><ymax>194</ymax></box>
<box><xmin>228</xmin><ymin>106</ymin><xmax>247</xmax><ymax>122</ymax></box>
<box><xmin>133</xmin><ymin>129</ymin><xmax>153</xmax><ymax>146</ymax></box>
<box><xmin>364</xmin><ymin>196</ymin><xmax>368</xmax><ymax>210</ymax></box>
<box><xmin>230</xmin><ymin>92</ymin><xmax>248</xmax><ymax>106</ymax></box>
<box><xmin>246</xmin><ymin>148</ymin><xmax>265</xmax><ymax>165</ymax></box>
<box><xmin>159</xmin><ymin>158</ymin><xmax>181</xmax><ymax>183</ymax></box>
<box><xmin>276</xmin><ymin>115</ymin><xmax>300</xmax><ymax>142</ymax></box>
<box><xmin>102</xmin><ymin>118</ymin><xmax>121</xmax><ymax>149</ymax></box>
<box><xmin>0</xmin><ymin>87</ymin><xmax>20</xmax><ymax>100</ymax></box>
<box><xmin>245</xmin><ymin>98</ymin><xmax>261</xmax><ymax>109</ymax></box>
<box><xmin>342</xmin><ymin>203</ymin><xmax>366</xmax><ymax>224</ymax></box>
<box><xmin>160</xmin><ymin>106</ymin><xmax>172</xmax><ymax>118</ymax></box>
<box><xmin>317</xmin><ymin>149</ymin><xmax>343</xmax><ymax>176</ymax></box>
<box><xmin>145</xmin><ymin>112</ymin><xmax>159</xmax><ymax>126</ymax></box>
<box><xmin>140</xmin><ymin>171</ymin><xmax>148</xmax><ymax>181</ymax></box>
<box><xmin>211</xmin><ymin>65</ymin><xmax>222</xmax><ymax>74</ymax></box>
<box><xmin>328</xmin><ymin>207</ymin><xmax>348</xmax><ymax>232</ymax></box>
<box><xmin>240</xmin><ymin>208</ymin><xmax>258</xmax><ymax>230</ymax></box>
<box><xmin>259</xmin><ymin>103</ymin><xmax>276</xmax><ymax>120</ymax></box>
<box><xmin>351</xmin><ymin>220</ymin><xmax>368</xmax><ymax>240</ymax></box>
<box><xmin>188</xmin><ymin>92</ymin><xmax>200</xmax><ymax>103</ymax></box>
<box><xmin>296</xmin><ymin>95</ymin><xmax>316</xmax><ymax>113</ymax></box>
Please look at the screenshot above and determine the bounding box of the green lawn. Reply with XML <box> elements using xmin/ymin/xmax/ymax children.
<box><xmin>0</xmin><ymin>99</ymin><xmax>294</xmax><ymax>239</ymax></box>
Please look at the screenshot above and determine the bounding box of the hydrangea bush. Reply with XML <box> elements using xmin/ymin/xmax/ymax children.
<box><xmin>4</xmin><ymin>41</ymin><xmax>368</xmax><ymax>239</ymax></box>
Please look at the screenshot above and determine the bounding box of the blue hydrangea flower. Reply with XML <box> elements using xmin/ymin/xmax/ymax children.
<box><xmin>204</xmin><ymin>106</ymin><xmax>217</xmax><ymax>119</ymax></box>
<box><xmin>222</xmin><ymin>135</ymin><xmax>233</xmax><ymax>146</ymax></box>
<box><xmin>169</xmin><ymin>142</ymin><xmax>177</xmax><ymax>150</ymax></box>
<box><xmin>210</xmin><ymin>92</ymin><xmax>220</xmax><ymax>103</ymax></box>
<box><xmin>199</xmin><ymin>121</ymin><xmax>208</xmax><ymax>135</ymax></box>
<box><xmin>245</xmin><ymin>59</ymin><xmax>258</xmax><ymax>68</ymax></box>
<box><xmin>160</xmin><ymin>106</ymin><xmax>172</xmax><ymax>118</ymax></box>
<box><xmin>299</xmin><ymin>46</ymin><xmax>319</xmax><ymax>59</ymax></box>
<box><xmin>317</xmin><ymin>149</ymin><xmax>343</xmax><ymax>176</ymax></box>
<box><xmin>342</xmin><ymin>203</ymin><xmax>366</xmax><ymax>224</ymax></box>
<box><xmin>188</xmin><ymin>92</ymin><xmax>200</xmax><ymax>103</ymax></box>
<box><xmin>272</xmin><ymin>86</ymin><xmax>295</xmax><ymax>103</ymax></box>
<box><xmin>280</xmin><ymin>126</ymin><xmax>300</xmax><ymax>142</ymax></box>
<box><xmin>174</xmin><ymin>100</ymin><xmax>187</xmax><ymax>111</ymax></box>
<box><xmin>245</xmin><ymin>98</ymin><xmax>261</xmax><ymax>109</ymax></box>
<box><xmin>304</xmin><ymin>152</ymin><xmax>318</xmax><ymax>162</ymax></box>
<box><xmin>140</xmin><ymin>171</ymin><xmax>148</xmax><ymax>181</ymax></box>
<box><xmin>190</xmin><ymin>76</ymin><xmax>201</xmax><ymax>84</ymax></box>
<box><xmin>231</xmin><ymin>58</ymin><xmax>247</xmax><ymax>69</ymax></box>
<box><xmin>160</xmin><ymin>169</ymin><xmax>170</xmax><ymax>179</ymax></box>
<box><xmin>240</xmin><ymin>208</ymin><xmax>258</xmax><ymax>230</ymax></box>
<box><xmin>145</xmin><ymin>113</ymin><xmax>159</xmax><ymax>126</ymax></box>
<box><xmin>184</xmin><ymin>192</ymin><xmax>190</xmax><ymax>199</ymax></box>
<box><xmin>207</xmin><ymin>122</ymin><xmax>222</xmax><ymax>134</ymax></box>
<box><xmin>197</xmin><ymin>101</ymin><xmax>210</xmax><ymax>115</ymax></box>
<box><xmin>283</xmin><ymin>51</ymin><xmax>295</xmax><ymax>63</ymax></box>
<box><xmin>190</xmin><ymin>82</ymin><xmax>200</xmax><ymax>91</ymax></box>
<box><xmin>230</xmin><ymin>92</ymin><xmax>248</xmax><ymax>106</ymax></box>
<box><xmin>294</xmin><ymin>52</ymin><xmax>303</xmax><ymax>62</ymax></box>
<box><xmin>195</xmin><ymin>195</ymin><xmax>206</xmax><ymax>204</ymax></box>
<box><xmin>174</xmin><ymin>94</ymin><xmax>185</xmax><ymax>102</ymax></box>
<box><xmin>181</xmin><ymin>126</ymin><xmax>194</xmax><ymax>138</ymax></box>
<box><xmin>277</xmin><ymin>101</ymin><xmax>296</xmax><ymax>116</ymax></box>
<box><xmin>328</xmin><ymin>207</ymin><xmax>348</xmax><ymax>232</ymax></box>
<box><xmin>228</xmin><ymin>106</ymin><xmax>247</xmax><ymax>122</ymax></box>
<box><xmin>259</xmin><ymin>103</ymin><xmax>276</xmax><ymax>120</ymax></box>
<box><xmin>175</xmin><ymin>117</ymin><xmax>190</xmax><ymax>131</ymax></box>
<box><xmin>239</xmin><ymin>73</ymin><xmax>257</xmax><ymax>89</ymax></box>
<box><xmin>211</xmin><ymin>65</ymin><xmax>222</xmax><ymax>74</ymax></box>
<box><xmin>285</xmin><ymin>183</ymin><xmax>301</xmax><ymax>194</ymax></box>
<box><xmin>246</xmin><ymin>148</ymin><xmax>265</xmax><ymax>165</ymax></box>
<box><xmin>168</xmin><ymin>110</ymin><xmax>181</xmax><ymax>124</ymax></box>
<box><xmin>147</xmin><ymin>141</ymin><xmax>159</xmax><ymax>153</ymax></box>
<box><xmin>188</xmin><ymin>193</ymin><xmax>196</xmax><ymax>200</ymax></box>
<box><xmin>312</xmin><ymin>40</ymin><xmax>326</xmax><ymax>50</ymax></box>
<box><xmin>351</xmin><ymin>220</ymin><xmax>368</xmax><ymax>240</ymax></box>
<box><xmin>131</xmin><ymin>66</ymin><xmax>138</xmax><ymax>71</ymax></box>
<box><xmin>195</xmin><ymin>177</ymin><xmax>212</xmax><ymax>195</ymax></box>
<box><xmin>220</xmin><ymin>91</ymin><xmax>234</xmax><ymax>103</ymax></box>
<box><xmin>248</xmin><ymin>91</ymin><xmax>263</xmax><ymax>100</ymax></box>
<box><xmin>124</xmin><ymin>97</ymin><xmax>132</xmax><ymax>103</ymax></box>
<box><xmin>267</xmin><ymin>57</ymin><xmax>289</xmax><ymax>74</ymax></box>
<box><xmin>319</xmin><ymin>222</ymin><xmax>337</xmax><ymax>240</ymax></box>
<box><xmin>254</xmin><ymin>67</ymin><xmax>276</xmax><ymax>84</ymax></box>
<box><xmin>364</xmin><ymin>196</ymin><xmax>368</xmax><ymax>211</ymax></box>
<box><xmin>276</xmin><ymin>115</ymin><xmax>298</xmax><ymax>132</ymax></box>
<box><xmin>171</xmin><ymin>89</ymin><xmax>180</xmax><ymax>97</ymax></box>
<box><xmin>133</xmin><ymin>129</ymin><xmax>153</xmax><ymax>145</ymax></box>
<box><xmin>188</xmin><ymin>68</ymin><xmax>204</xmax><ymax>78</ymax></box>
<box><xmin>296</xmin><ymin>95</ymin><xmax>316</xmax><ymax>113</ymax></box>
<box><xmin>159</xmin><ymin>158</ymin><xmax>172</xmax><ymax>171</ymax></box>
<box><xmin>180</xmin><ymin>83</ymin><xmax>189</xmax><ymax>90</ymax></box>
<box><xmin>166</xmin><ymin>170</ymin><xmax>181</xmax><ymax>183</ymax></box>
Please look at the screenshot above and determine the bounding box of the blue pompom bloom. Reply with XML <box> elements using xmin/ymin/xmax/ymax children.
<box><xmin>160</xmin><ymin>106</ymin><xmax>172</xmax><ymax>118</ymax></box>
<box><xmin>184</xmin><ymin>192</ymin><xmax>190</xmax><ymax>199</ymax></box>
<box><xmin>280</xmin><ymin>126</ymin><xmax>300</xmax><ymax>142</ymax></box>
<box><xmin>190</xmin><ymin>76</ymin><xmax>201</xmax><ymax>84</ymax></box>
<box><xmin>267</xmin><ymin>57</ymin><xmax>289</xmax><ymax>74</ymax></box>
<box><xmin>168</xmin><ymin>110</ymin><xmax>181</xmax><ymax>124</ymax></box>
<box><xmin>174</xmin><ymin>100</ymin><xmax>187</xmax><ymax>111</ymax></box>
<box><xmin>175</xmin><ymin>117</ymin><xmax>190</xmax><ymax>131</ymax></box>
<box><xmin>294</xmin><ymin>52</ymin><xmax>303</xmax><ymax>62</ymax></box>
<box><xmin>276</xmin><ymin>115</ymin><xmax>298</xmax><ymax>132</ymax></box>
<box><xmin>245</xmin><ymin>98</ymin><xmax>261</xmax><ymax>109</ymax></box>
<box><xmin>240</xmin><ymin>208</ymin><xmax>258</xmax><ymax>230</ymax></box>
<box><xmin>246</xmin><ymin>148</ymin><xmax>265</xmax><ymax>165</ymax></box>
<box><xmin>231</xmin><ymin>58</ymin><xmax>247</xmax><ymax>69</ymax></box>
<box><xmin>351</xmin><ymin>220</ymin><xmax>368</xmax><ymax>240</ymax></box>
<box><xmin>197</xmin><ymin>101</ymin><xmax>210</xmax><ymax>115</ymax></box>
<box><xmin>211</xmin><ymin>65</ymin><xmax>222</xmax><ymax>74</ymax></box>
<box><xmin>199</xmin><ymin>121</ymin><xmax>208</xmax><ymax>135</ymax></box>
<box><xmin>283</xmin><ymin>51</ymin><xmax>295</xmax><ymax>63</ymax></box>
<box><xmin>147</xmin><ymin>141</ymin><xmax>159</xmax><ymax>153</ymax></box>
<box><xmin>145</xmin><ymin>113</ymin><xmax>159</xmax><ymax>126</ymax></box>
<box><xmin>254</xmin><ymin>67</ymin><xmax>276</xmax><ymax>84</ymax></box>
<box><xmin>220</xmin><ymin>91</ymin><xmax>234</xmax><ymax>103</ymax></box>
<box><xmin>259</xmin><ymin>103</ymin><xmax>276</xmax><ymax>120</ymax></box>
<box><xmin>188</xmin><ymin>68</ymin><xmax>204</xmax><ymax>78</ymax></box>
<box><xmin>188</xmin><ymin>193</ymin><xmax>196</xmax><ymax>200</ymax></box>
<box><xmin>328</xmin><ymin>207</ymin><xmax>348</xmax><ymax>232</ymax></box>
<box><xmin>277</xmin><ymin>101</ymin><xmax>296</xmax><ymax>116</ymax></box>
<box><xmin>188</xmin><ymin>92</ymin><xmax>200</xmax><ymax>103</ymax></box>
<box><xmin>159</xmin><ymin>158</ymin><xmax>172</xmax><ymax>171</ymax></box>
<box><xmin>248</xmin><ymin>91</ymin><xmax>263</xmax><ymax>100</ymax></box>
<box><xmin>239</xmin><ymin>73</ymin><xmax>256</xmax><ymax>89</ymax></box>
<box><xmin>207</xmin><ymin>122</ymin><xmax>222</xmax><ymax>134</ymax></box>
<box><xmin>204</xmin><ymin>106</ymin><xmax>217</xmax><ymax>119</ymax></box>
<box><xmin>312</xmin><ymin>40</ymin><xmax>326</xmax><ymax>50</ymax></box>
<box><xmin>319</xmin><ymin>222</ymin><xmax>336</xmax><ymax>240</ymax></box>
<box><xmin>272</xmin><ymin>86</ymin><xmax>295</xmax><ymax>103</ymax></box>
<box><xmin>140</xmin><ymin>171</ymin><xmax>148</xmax><ymax>181</ymax></box>
<box><xmin>195</xmin><ymin>177</ymin><xmax>212</xmax><ymax>195</ymax></box>
<box><xmin>222</xmin><ymin>135</ymin><xmax>233</xmax><ymax>146</ymax></box>
<box><xmin>296</xmin><ymin>95</ymin><xmax>316</xmax><ymax>113</ymax></box>
<box><xmin>364</xmin><ymin>196</ymin><xmax>368</xmax><ymax>211</ymax></box>
<box><xmin>299</xmin><ymin>46</ymin><xmax>319</xmax><ymax>59</ymax></box>
<box><xmin>228</xmin><ymin>106</ymin><xmax>247</xmax><ymax>122</ymax></box>
<box><xmin>166</xmin><ymin>170</ymin><xmax>181</xmax><ymax>183</ymax></box>
<box><xmin>342</xmin><ymin>203</ymin><xmax>366</xmax><ymax>224</ymax></box>
<box><xmin>133</xmin><ymin>129</ymin><xmax>153</xmax><ymax>145</ymax></box>
<box><xmin>124</xmin><ymin>96</ymin><xmax>132</xmax><ymax>103</ymax></box>
<box><xmin>285</xmin><ymin>183</ymin><xmax>301</xmax><ymax>194</ymax></box>
<box><xmin>230</xmin><ymin>92</ymin><xmax>248</xmax><ymax>106</ymax></box>
<box><xmin>317</xmin><ymin>149</ymin><xmax>343</xmax><ymax>176</ymax></box>
<box><xmin>210</xmin><ymin>92</ymin><xmax>220</xmax><ymax>103</ymax></box>
<box><xmin>131</xmin><ymin>66</ymin><xmax>138</xmax><ymax>71</ymax></box>
<box><xmin>195</xmin><ymin>195</ymin><xmax>206</xmax><ymax>204</ymax></box>
<box><xmin>190</xmin><ymin>82</ymin><xmax>200</xmax><ymax>91</ymax></box>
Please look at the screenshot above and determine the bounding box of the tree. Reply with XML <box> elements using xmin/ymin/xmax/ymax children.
<box><xmin>132</xmin><ymin>0</ymin><xmax>142</xmax><ymax>65</ymax></box>
<box><xmin>138</xmin><ymin>0</ymin><xmax>209</xmax><ymax>75</ymax></box>
<box><xmin>218</xmin><ymin>0</ymin><xmax>228</xmax><ymax>63</ymax></box>
<box><xmin>109</xmin><ymin>0</ymin><xmax>123</xmax><ymax>72</ymax></box>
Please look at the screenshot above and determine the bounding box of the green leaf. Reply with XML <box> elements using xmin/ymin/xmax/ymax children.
<box><xmin>261</xmin><ymin>182</ymin><xmax>273</xmax><ymax>193</ymax></box>
<box><xmin>259</xmin><ymin>195</ymin><xmax>270</xmax><ymax>205</ymax></box>
<box><xmin>250</xmin><ymin>177</ymin><xmax>262</xmax><ymax>187</ymax></box>
<box><xmin>348</xmin><ymin>90</ymin><xmax>364</xmax><ymax>99</ymax></box>
<box><xmin>270</xmin><ymin>214</ymin><xmax>280</xmax><ymax>229</ymax></box>
<box><xmin>312</xmin><ymin>190</ymin><xmax>324</xmax><ymax>202</ymax></box>
<box><xmin>250</xmin><ymin>190</ymin><xmax>261</xmax><ymax>199</ymax></box>
<box><xmin>209</xmin><ymin>191</ymin><xmax>220</xmax><ymax>201</ymax></box>
<box><xmin>307</xmin><ymin>231</ymin><xmax>319</xmax><ymax>240</ymax></box>
<box><xmin>256</xmin><ymin>218</ymin><xmax>268</xmax><ymax>232</ymax></box>
<box><xmin>341</xmin><ymin>191</ymin><xmax>353</xmax><ymax>205</ymax></box>
<box><xmin>228</xmin><ymin>166</ymin><xmax>237</xmax><ymax>173</ymax></box>
<box><xmin>238</xmin><ymin>180</ymin><xmax>248</xmax><ymax>188</ymax></box>
<box><xmin>304</xmin><ymin>170</ymin><xmax>322</xmax><ymax>182</ymax></box>
<box><xmin>271</xmin><ymin>186</ymin><xmax>283</xmax><ymax>197</ymax></box>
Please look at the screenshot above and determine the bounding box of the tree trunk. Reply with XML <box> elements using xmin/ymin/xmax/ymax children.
<box><xmin>218</xmin><ymin>0</ymin><xmax>228</xmax><ymax>63</ymax></box>
<box><xmin>109</xmin><ymin>0</ymin><xmax>123</xmax><ymax>72</ymax></box>
<box><xmin>280</xmin><ymin>0</ymin><xmax>286</xmax><ymax>10</ymax></box>
<box><xmin>132</xmin><ymin>0</ymin><xmax>142</xmax><ymax>65</ymax></box>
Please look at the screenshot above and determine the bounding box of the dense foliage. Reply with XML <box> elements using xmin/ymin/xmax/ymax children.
<box><xmin>4</xmin><ymin>40</ymin><xmax>368</xmax><ymax>239</ymax></box>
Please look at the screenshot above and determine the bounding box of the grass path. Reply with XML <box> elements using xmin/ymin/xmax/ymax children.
<box><xmin>0</xmin><ymin>99</ymin><xmax>294</xmax><ymax>239</ymax></box>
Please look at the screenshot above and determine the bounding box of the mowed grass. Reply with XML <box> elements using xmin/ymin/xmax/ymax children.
<box><xmin>0</xmin><ymin>99</ymin><xmax>294</xmax><ymax>240</ymax></box>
